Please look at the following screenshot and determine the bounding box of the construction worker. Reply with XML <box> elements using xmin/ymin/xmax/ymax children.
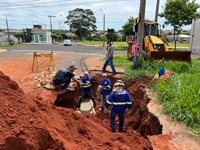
<box><xmin>102</xmin><ymin>39</ymin><xmax>117</xmax><ymax>75</ymax></box>
<box><xmin>99</xmin><ymin>73</ymin><xmax>111</xmax><ymax>111</ymax></box>
<box><xmin>106</xmin><ymin>80</ymin><xmax>132</xmax><ymax>132</ymax></box>
<box><xmin>52</xmin><ymin>65</ymin><xmax>80</xmax><ymax>91</ymax></box>
<box><xmin>76</xmin><ymin>71</ymin><xmax>97</xmax><ymax>109</ymax></box>
<box><xmin>132</xmin><ymin>39</ymin><xmax>140</xmax><ymax>69</ymax></box>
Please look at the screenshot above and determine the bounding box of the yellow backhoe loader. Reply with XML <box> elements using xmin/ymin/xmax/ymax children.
<box><xmin>127</xmin><ymin>20</ymin><xmax>191</xmax><ymax>63</ymax></box>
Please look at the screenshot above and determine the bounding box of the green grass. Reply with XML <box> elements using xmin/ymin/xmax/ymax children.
<box><xmin>80</xmin><ymin>41</ymin><xmax>128</xmax><ymax>50</ymax></box>
<box><xmin>168</xmin><ymin>43</ymin><xmax>189</xmax><ymax>47</ymax></box>
<box><xmin>111</xmin><ymin>55</ymin><xmax>200</xmax><ymax>137</ymax></box>
<box><xmin>80</xmin><ymin>41</ymin><xmax>189</xmax><ymax>50</ymax></box>
<box><xmin>0</xmin><ymin>43</ymin><xmax>25</xmax><ymax>47</ymax></box>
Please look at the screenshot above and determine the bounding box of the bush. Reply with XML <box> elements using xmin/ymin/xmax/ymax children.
<box><xmin>8</xmin><ymin>39</ymin><xmax>15</xmax><ymax>45</ymax></box>
<box><xmin>93</xmin><ymin>37</ymin><xmax>100</xmax><ymax>41</ymax></box>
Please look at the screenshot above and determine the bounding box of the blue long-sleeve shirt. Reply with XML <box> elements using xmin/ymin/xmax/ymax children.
<box><xmin>80</xmin><ymin>76</ymin><xmax>92</xmax><ymax>92</ymax></box>
<box><xmin>106</xmin><ymin>90</ymin><xmax>132</xmax><ymax>113</ymax></box>
<box><xmin>99</xmin><ymin>78</ymin><xmax>111</xmax><ymax>96</ymax></box>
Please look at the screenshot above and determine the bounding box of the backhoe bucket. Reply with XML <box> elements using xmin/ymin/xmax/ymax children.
<box><xmin>150</xmin><ymin>51</ymin><xmax>191</xmax><ymax>63</ymax></box>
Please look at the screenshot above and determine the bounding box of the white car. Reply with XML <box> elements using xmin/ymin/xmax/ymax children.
<box><xmin>63</xmin><ymin>40</ymin><xmax>72</xmax><ymax>46</ymax></box>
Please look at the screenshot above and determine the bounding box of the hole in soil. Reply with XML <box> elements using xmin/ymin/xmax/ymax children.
<box><xmin>53</xmin><ymin>72</ymin><xmax>163</xmax><ymax>138</ymax></box>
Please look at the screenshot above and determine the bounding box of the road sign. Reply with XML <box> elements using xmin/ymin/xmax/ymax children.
<box><xmin>107</xmin><ymin>28</ymin><xmax>114</xmax><ymax>33</ymax></box>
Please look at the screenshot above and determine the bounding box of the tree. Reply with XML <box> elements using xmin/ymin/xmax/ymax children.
<box><xmin>65</xmin><ymin>8</ymin><xmax>97</xmax><ymax>40</ymax></box>
<box><xmin>159</xmin><ymin>0</ymin><xmax>200</xmax><ymax>50</ymax></box>
<box><xmin>106</xmin><ymin>33</ymin><xmax>119</xmax><ymax>41</ymax></box>
<box><xmin>13</xmin><ymin>32</ymin><xmax>24</xmax><ymax>44</ymax></box>
<box><xmin>122</xmin><ymin>17</ymin><xmax>134</xmax><ymax>36</ymax></box>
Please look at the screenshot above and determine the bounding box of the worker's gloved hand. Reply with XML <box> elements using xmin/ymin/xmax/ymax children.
<box><xmin>125</xmin><ymin>109</ymin><xmax>131</xmax><ymax>115</ymax></box>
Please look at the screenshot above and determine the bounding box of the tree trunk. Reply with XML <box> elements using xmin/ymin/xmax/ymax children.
<box><xmin>17</xmin><ymin>38</ymin><xmax>20</xmax><ymax>44</ymax></box>
<box><xmin>173</xmin><ymin>28</ymin><xmax>176</xmax><ymax>51</ymax></box>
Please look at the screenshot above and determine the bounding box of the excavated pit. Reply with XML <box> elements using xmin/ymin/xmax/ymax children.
<box><xmin>54</xmin><ymin>72</ymin><xmax>163</xmax><ymax>138</ymax></box>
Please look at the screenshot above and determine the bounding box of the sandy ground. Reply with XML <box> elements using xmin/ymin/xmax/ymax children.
<box><xmin>0</xmin><ymin>55</ymin><xmax>199</xmax><ymax>150</ymax></box>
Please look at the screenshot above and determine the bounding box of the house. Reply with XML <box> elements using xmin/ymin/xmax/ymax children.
<box><xmin>0</xmin><ymin>29</ymin><xmax>24</xmax><ymax>43</ymax></box>
<box><xmin>31</xmin><ymin>25</ymin><xmax>52</xmax><ymax>44</ymax></box>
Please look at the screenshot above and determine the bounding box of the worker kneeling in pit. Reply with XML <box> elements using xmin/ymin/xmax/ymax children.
<box><xmin>106</xmin><ymin>80</ymin><xmax>132</xmax><ymax>132</ymax></box>
<box><xmin>52</xmin><ymin>65</ymin><xmax>80</xmax><ymax>91</ymax></box>
<box><xmin>76</xmin><ymin>71</ymin><xmax>97</xmax><ymax>109</ymax></box>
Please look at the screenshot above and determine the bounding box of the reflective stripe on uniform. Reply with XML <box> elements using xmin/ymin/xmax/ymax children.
<box><xmin>106</xmin><ymin>100</ymin><xmax>132</xmax><ymax>105</ymax></box>
<box><xmin>103</xmin><ymin>85</ymin><xmax>111</xmax><ymax>90</ymax></box>
<box><xmin>83</xmin><ymin>84</ymin><xmax>91</xmax><ymax>88</ymax></box>
<box><xmin>107</xmin><ymin>100</ymin><xmax>112</xmax><ymax>104</ymax></box>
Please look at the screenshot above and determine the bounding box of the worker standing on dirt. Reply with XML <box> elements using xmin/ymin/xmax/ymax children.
<box><xmin>132</xmin><ymin>40</ymin><xmax>140</xmax><ymax>69</ymax></box>
<box><xmin>106</xmin><ymin>80</ymin><xmax>132</xmax><ymax>132</ymax></box>
<box><xmin>52</xmin><ymin>65</ymin><xmax>80</xmax><ymax>91</ymax></box>
<box><xmin>99</xmin><ymin>73</ymin><xmax>111</xmax><ymax>111</ymax></box>
<box><xmin>76</xmin><ymin>71</ymin><xmax>97</xmax><ymax>108</ymax></box>
<box><xmin>102</xmin><ymin>39</ymin><xmax>117</xmax><ymax>75</ymax></box>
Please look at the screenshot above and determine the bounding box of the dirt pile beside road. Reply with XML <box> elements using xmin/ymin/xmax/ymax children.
<box><xmin>0</xmin><ymin>70</ymin><xmax>153</xmax><ymax>150</ymax></box>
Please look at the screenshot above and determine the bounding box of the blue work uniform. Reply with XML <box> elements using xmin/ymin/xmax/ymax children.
<box><xmin>76</xmin><ymin>76</ymin><xmax>96</xmax><ymax>108</ymax></box>
<box><xmin>106</xmin><ymin>90</ymin><xmax>132</xmax><ymax>132</ymax></box>
<box><xmin>99</xmin><ymin>78</ymin><xmax>111</xmax><ymax>109</ymax></box>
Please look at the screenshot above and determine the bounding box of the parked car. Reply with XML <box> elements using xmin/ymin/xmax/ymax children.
<box><xmin>63</xmin><ymin>39</ymin><xmax>72</xmax><ymax>46</ymax></box>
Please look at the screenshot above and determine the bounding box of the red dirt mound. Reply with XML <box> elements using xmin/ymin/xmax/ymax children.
<box><xmin>0</xmin><ymin>71</ymin><xmax>153</xmax><ymax>150</ymax></box>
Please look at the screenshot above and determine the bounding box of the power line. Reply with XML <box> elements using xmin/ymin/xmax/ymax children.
<box><xmin>1</xmin><ymin>0</ymin><xmax>132</xmax><ymax>10</ymax></box>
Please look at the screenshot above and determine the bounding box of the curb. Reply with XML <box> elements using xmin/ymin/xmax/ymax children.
<box><xmin>0</xmin><ymin>49</ymin><xmax>8</xmax><ymax>53</ymax></box>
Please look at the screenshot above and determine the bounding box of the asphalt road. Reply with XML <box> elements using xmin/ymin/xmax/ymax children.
<box><xmin>0</xmin><ymin>42</ymin><xmax>117</xmax><ymax>74</ymax></box>
<box><xmin>1</xmin><ymin>42</ymin><xmax>125</xmax><ymax>53</ymax></box>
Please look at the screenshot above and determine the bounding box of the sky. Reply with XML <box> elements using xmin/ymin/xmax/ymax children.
<box><xmin>0</xmin><ymin>0</ymin><xmax>200</xmax><ymax>31</ymax></box>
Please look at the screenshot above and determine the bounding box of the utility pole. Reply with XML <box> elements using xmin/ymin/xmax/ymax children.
<box><xmin>100</xmin><ymin>9</ymin><xmax>105</xmax><ymax>47</ymax></box>
<box><xmin>154</xmin><ymin>0</ymin><xmax>160</xmax><ymax>22</ymax></box>
<box><xmin>48</xmin><ymin>15</ymin><xmax>55</xmax><ymax>43</ymax></box>
<box><xmin>43</xmin><ymin>24</ymin><xmax>46</xmax><ymax>31</ymax></box>
<box><xmin>6</xmin><ymin>18</ymin><xmax>10</xmax><ymax>42</ymax></box>
<box><xmin>137</xmin><ymin>0</ymin><xmax>146</xmax><ymax>64</ymax></box>
<box><xmin>58</xmin><ymin>22</ymin><xmax>61</xmax><ymax>36</ymax></box>
<box><xmin>103</xmin><ymin>14</ymin><xmax>105</xmax><ymax>47</ymax></box>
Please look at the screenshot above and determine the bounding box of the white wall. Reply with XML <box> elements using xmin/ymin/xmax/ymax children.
<box><xmin>0</xmin><ymin>34</ymin><xmax>22</xmax><ymax>43</ymax></box>
<box><xmin>31</xmin><ymin>31</ymin><xmax>52</xmax><ymax>44</ymax></box>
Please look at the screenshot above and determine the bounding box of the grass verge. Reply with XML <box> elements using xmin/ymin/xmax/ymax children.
<box><xmin>112</xmin><ymin>55</ymin><xmax>200</xmax><ymax>137</ymax></box>
<box><xmin>80</xmin><ymin>41</ymin><xmax>127</xmax><ymax>50</ymax></box>
<box><xmin>0</xmin><ymin>43</ymin><xmax>25</xmax><ymax>47</ymax></box>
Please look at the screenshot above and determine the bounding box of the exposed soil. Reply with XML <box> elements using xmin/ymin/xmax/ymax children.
<box><xmin>0</xmin><ymin>56</ymin><xmax>153</xmax><ymax>150</ymax></box>
<box><xmin>0</xmin><ymin>55</ymin><xmax>199</xmax><ymax>150</ymax></box>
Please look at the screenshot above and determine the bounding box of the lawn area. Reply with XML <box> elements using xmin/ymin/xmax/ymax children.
<box><xmin>0</xmin><ymin>43</ymin><xmax>25</xmax><ymax>47</ymax></box>
<box><xmin>80</xmin><ymin>41</ymin><xmax>189</xmax><ymax>50</ymax></box>
<box><xmin>168</xmin><ymin>43</ymin><xmax>189</xmax><ymax>47</ymax></box>
<box><xmin>80</xmin><ymin>41</ymin><xmax>128</xmax><ymax>50</ymax></box>
<box><xmin>113</xmin><ymin>55</ymin><xmax>200</xmax><ymax>137</ymax></box>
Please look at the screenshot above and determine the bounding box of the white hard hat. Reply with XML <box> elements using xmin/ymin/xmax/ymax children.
<box><xmin>84</xmin><ymin>71</ymin><xmax>89</xmax><ymax>75</ymax></box>
<box><xmin>102</xmin><ymin>73</ymin><xmax>107</xmax><ymax>77</ymax></box>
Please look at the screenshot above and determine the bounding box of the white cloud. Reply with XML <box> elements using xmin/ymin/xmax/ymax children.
<box><xmin>56</xmin><ymin>11</ymin><xmax>66</xmax><ymax>20</ymax></box>
<box><xmin>1</xmin><ymin>0</ymin><xmax>199</xmax><ymax>30</ymax></box>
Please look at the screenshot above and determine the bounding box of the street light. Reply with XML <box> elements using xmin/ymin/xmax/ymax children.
<box><xmin>100</xmin><ymin>9</ymin><xmax>105</xmax><ymax>47</ymax></box>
